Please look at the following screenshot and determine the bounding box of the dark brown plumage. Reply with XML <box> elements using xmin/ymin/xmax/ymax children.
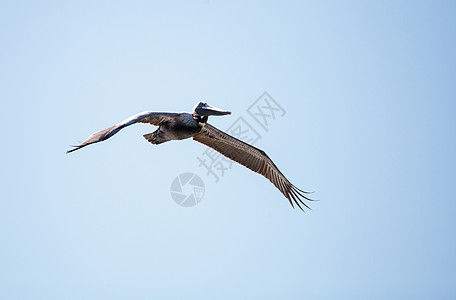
<box><xmin>67</xmin><ymin>102</ymin><xmax>314</xmax><ymax>210</ymax></box>
<box><xmin>193</xmin><ymin>124</ymin><xmax>313</xmax><ymax>210</ymax></box>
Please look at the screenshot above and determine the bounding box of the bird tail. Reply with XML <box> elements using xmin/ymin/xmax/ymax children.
<box><xmin>143</xmin><ymin>130</ymin><xmax>167</xmax><ymax>145</ymax></box>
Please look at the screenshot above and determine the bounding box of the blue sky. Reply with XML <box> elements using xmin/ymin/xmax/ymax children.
<box><xmin>1</xmin><ymin>1</ymin><xmax>455</xmax><ymax>299</ymax></box>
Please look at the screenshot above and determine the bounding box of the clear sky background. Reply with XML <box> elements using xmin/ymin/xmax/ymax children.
<box><xmin>1</xmin><ymin>1</ymin><xmax>455</xmax><ymax>299</ymax></box>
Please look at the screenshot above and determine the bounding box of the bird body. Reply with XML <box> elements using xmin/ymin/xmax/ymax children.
<box><xmin>67</xmin><ymin>102</ymin><xmax>313</xmax><ymax>210</ymax></box>
<box><xmin>143</xmin><ymin>113</ymin><xmax>202</xmax><ymax>144</ymax></box>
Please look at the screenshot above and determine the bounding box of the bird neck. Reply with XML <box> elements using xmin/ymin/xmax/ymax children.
<box><xmin>193</xmin><ymin>115</ymin><xmax>208</xmax><ymax>124</ymax></box>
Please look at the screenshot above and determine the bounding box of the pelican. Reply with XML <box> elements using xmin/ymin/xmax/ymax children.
<box><xmin>67</xmin><ymin>102</ymin><xmax>313</xmax><ymax>210</ymax></box>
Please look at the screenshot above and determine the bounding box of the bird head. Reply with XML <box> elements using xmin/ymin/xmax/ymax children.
<box><xmin>193</xmin><ymin>102</ymin><xmax>231</xmax><ymax>117</ymax></box>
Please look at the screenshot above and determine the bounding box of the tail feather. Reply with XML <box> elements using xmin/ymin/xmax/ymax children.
<box><xmin>143</xmin><ymin>130</ymin><xmax>167</xmax><ymax>144</ymax></box>
<box><xmin>143</xmin><ymin>132</ymin><xmax>156</xmax><ymax>143</ymax></box>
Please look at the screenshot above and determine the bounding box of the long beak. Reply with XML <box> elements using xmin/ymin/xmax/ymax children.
<box><xmin>197</xmin><ymin>104</ymin><xmax>231</xmax><ymax>116</ymax></box>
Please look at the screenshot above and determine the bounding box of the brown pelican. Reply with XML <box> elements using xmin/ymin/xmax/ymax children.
<box><xmin>67</xmin><ymin>102</ymin><xmax>313</xmax><ymax>210</ymax></box>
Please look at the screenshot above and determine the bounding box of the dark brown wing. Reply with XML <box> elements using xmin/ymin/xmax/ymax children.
<box><xmin>67</xmin><ymin>112</ymin><xmax>180</xmax><ymax>153</ymax></box>
<box><xmin>192</xmin><ymin>123</ymin><xmax>313</xmax><ymax>210</ymax></box>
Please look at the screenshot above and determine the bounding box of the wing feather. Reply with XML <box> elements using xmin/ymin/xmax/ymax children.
<box><xmin>67</xmin><ymin>112</ymin><xmax>180</xmax><ymax>153</ymax></box>
<box><xmin>192</xmin><ymin>123</ymin><xmax>313</xmax><ymax>210</ymax></box>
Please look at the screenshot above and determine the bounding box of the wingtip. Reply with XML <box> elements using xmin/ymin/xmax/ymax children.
<box><xmin>66</xmin><ymin>146</ymin><xmax>79</xmax><ymax>154</ymax></box>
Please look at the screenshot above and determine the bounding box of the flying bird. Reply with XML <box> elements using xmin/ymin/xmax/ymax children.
<box><xmin>67</xmin><ymin>102</ymin><xmax>313</xmax><ymax>210</ymax></box>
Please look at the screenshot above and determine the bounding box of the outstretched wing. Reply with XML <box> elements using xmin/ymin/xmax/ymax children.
<box><xmin>66</xmin><ymin>112</ymin><xmax>180</xmax><ymax>153</ymax></box>
<box><xmin>192</xmin><ymin>123</ymin><xmax>313</xmax><ymax>210</ymax></box>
